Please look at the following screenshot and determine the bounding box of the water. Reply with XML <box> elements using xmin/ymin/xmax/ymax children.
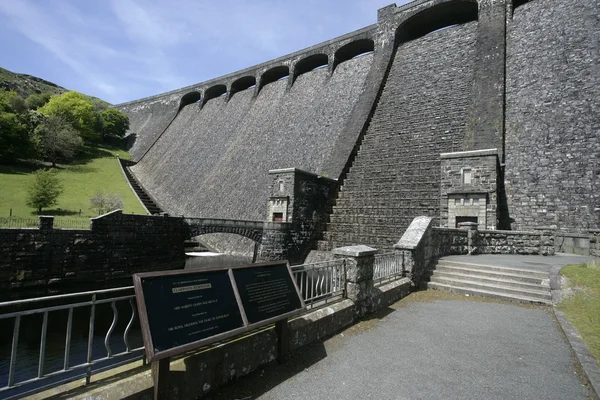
<box><xmin>185</xmin><ymin>252</ymin><xmax>252</xmax><ymax>269</ymax></box>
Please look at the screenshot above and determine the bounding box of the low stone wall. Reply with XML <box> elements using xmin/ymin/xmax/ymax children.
<box><xmin>431</xmin><ymin>228</ymin><xmax>468</xmax><ymax>256</ymax></box>
<box><xmin>397</xmin><ymin>217</ymin><xmax>561</xmax><ymax>287</ymax></box>
<box><xmin>477</xmin><ymin>229</ymin><xmax>549</xmax><ymax>255</ymax></box>
<box><xmin>0</xmin><ymin>211</ymin><xmax>185</xmax><ymax>299</ymax></box>
<box><xmin>555</xmin><ymin>232</ymin><xmax>595</xmax><ymax>256</ymax></box>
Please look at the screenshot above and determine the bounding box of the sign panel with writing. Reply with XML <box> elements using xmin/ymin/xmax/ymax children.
<box><xmin>134</xmin><ymin>261</ymin><xmax>305</xmax><ymax>361</ymax></box>
<box><xmin>140</xmin><ymin>270</ymin><xmax>244</xmax><ymax>352</ymax></box>
<box><xmin>233</xmin><ymin>264</ymin><xmax>303</xmax><ymax>324</ymax></box>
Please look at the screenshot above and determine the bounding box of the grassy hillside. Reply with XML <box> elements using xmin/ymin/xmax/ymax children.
<box><xmin>0</xmin><ymin>66</ymin><xmax>111</xmax><ymax>108</ymax></box>
<box><xmin>0</xmin><ymin>145</ymin><xmax>147</xmax><ymax>224</ymax></box>
<box><xmin>0</xmin><ymin>66</ymin><xmax>65</xmax><ymax>99</ymax></box>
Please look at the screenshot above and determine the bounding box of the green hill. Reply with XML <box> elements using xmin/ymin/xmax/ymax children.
<box><xmin>0</xmin><ymin>66</ymin><xmax>111</xmax><ymax>107</ymax></box>
<box><xmin>0</xmin><ymin>66</ymin><xmax>65</xmax><ymax>99</ymax></box>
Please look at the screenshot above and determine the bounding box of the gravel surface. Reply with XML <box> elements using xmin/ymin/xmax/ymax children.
<box><xmin>209</xmin><ymin>294</ymin><xmax>593</xmax><ymax>400</ymax></box>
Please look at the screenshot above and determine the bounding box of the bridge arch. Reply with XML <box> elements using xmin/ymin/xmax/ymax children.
<box><xmin>179</xmin><ymin>91</ymin><xmax>201</xmax><ymax>110</ymax></box>
<box><xmin>332</xmin><ymin>39</ymin><xmax>375</xmax><ymax>71</ymax></box>
<box><xmin>292</xmin><ymin>53</ymin><xmax>329</xmax><ymax>84</ymax></box>
<box><xmin>202</xmin><ymin>84</ymin><xmax>227</xmax><ymax>106</ymax></box>
<box><xmin>229</xmin><ymin>75</ymin><xmax>257</xmax><ymax>99</ymax></box>
<box><xmin>188</xmin><ymin>227</ymin><xmax>264</xmax><ymax>243</ymax></box>
<box><xmin>395</xmin><ymin>0</ymin><xmax>478</xmax><ymax>46</ymax></box>
<box><xmin>184</xmin><ymin>218</ymin><xmax>268</xmax><ymax>244</ymax></box>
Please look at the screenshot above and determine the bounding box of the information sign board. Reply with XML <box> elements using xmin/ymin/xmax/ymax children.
<box><xmin>133</xmin><ymin>261</ymin><xmax>304</xmax><ymax>362</ymax></box>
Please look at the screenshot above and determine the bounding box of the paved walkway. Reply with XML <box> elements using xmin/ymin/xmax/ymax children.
<box><xmin>208</xmin><ymin>255</ymin><xmax>598</xmax><ymax>400</ymax></box>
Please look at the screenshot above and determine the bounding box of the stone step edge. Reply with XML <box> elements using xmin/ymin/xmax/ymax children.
<box><xmin>428</xmin><ymin>276</ymin><xmax>552</xmax><ymax>299</ymax></box>
<box><xmin>426</xmin><ymin>282</ymin><xmax>552</xmax><ymax>305</ymax></box>
<box><xmin>430</xmin><ymin>266</ymin><xmax>548</xmax><ymax>284</ymax></box>
<box><xmin>427</xmin><ymin>270</ymin><xmax>550</xmax><ymax>290</ymax></box>
<box><xmin>434</xmin><ymin>260</ymin><xmax>549</xmax><ymax>277</ymax></box>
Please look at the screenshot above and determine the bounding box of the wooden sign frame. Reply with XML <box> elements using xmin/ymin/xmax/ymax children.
<box><xmin>133</xmin><ymin>260</ymin><xmax>305</xmax><ymax>362</ymax></box>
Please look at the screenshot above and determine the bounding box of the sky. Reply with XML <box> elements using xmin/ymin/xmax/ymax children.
<box><xmin>0</xmin><ymin>0</ymin><xmax>411</xmax><ymax>105</ymax></box>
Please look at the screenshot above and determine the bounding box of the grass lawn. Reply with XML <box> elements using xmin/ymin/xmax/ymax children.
<box><xmin>0</xmin><ymin>145</ymin><xmax>147</xmax><ymax>224</ymax></box>
<box><xmin>558</xmin><ymin>261</ymin><xmax>600</xmax><ymax>366</ymax></box>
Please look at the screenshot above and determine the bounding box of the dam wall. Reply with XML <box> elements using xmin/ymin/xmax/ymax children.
<box><xmin>117</xmin><ymin>0</ymin><xmax>599</xmax><ymax>256</ymax></box>
<box><xmin>504</xmin><ymin>0</ymin><xmax>600</xmax><ymax>232</ymax></box>
<box><xmin>130</xmin><ymin>53</ymin><xmax>374</xmax><ymax>223</ymax></box>
<box><xmin>324</xmin><ymin>21</ymin><xmax>478</xmax><ymax>250</ymax></box>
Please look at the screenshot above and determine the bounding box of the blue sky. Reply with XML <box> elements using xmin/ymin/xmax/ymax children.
<box><xmin>0</xmin><ymin>0</ymin><xmax>410</xmax><ymax>104</ymax></box>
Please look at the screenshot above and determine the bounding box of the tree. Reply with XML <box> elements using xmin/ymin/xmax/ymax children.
<box><xmin>98</xmin><ymin>108</ymin><xmax>130</xmax><ymax>142</ymax></box>
<box><xmin>34</xmin><ymin>115</ymin><xmax>84</xmax><ymax>167</ymax></box>
<box><xmin>89</xmin><ymin>192</ymin><xmax>124</xmax><ymax>215</ymax></box>
<box><xmin>38</xmin><ymin>91</ymin><xmax>97</xmax><ymax>141</ymax></box>
<box><xmin>0</xmin><ymin>112</ymin><xmax>30</xmax><ymax>161</ymax></box>
<box><xmin>26</xmin><ymin>169</ymin><xmax>64</xmax><ymax>213</ymax></box>
<box><xmin>0</xmin><ymin>89</ymin><xmax>35</xmax><ymax>161</ymax></box>
<box><xmin>25</xmin><ymin>92</ymin><xmax>53</xmax><ymax>110</ymax></box>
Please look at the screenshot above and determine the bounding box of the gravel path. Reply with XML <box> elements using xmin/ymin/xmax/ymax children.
<box><xmin>208</xmin><ymin>293</ymin><xmax>593</xmax><ymax>400</ymax></box>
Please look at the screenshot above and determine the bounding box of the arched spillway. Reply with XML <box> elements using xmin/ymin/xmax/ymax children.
<box><xmin>130</xmin><ymin>54</ymin><xmax>374</xmax><ymax>223</ymax></box>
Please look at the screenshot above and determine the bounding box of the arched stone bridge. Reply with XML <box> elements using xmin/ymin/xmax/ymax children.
<box><xmin>183</xmin><ymin>217</ymin><xmax>288</xmax><ymax>244</ymax></box>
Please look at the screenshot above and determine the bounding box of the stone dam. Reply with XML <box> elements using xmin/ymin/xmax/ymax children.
<box><xmin>116</xmin><ymin>0</ymin><xmax>600</xmax><ymax>258</ymax></box>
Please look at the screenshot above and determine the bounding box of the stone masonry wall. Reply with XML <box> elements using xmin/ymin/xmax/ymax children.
<box><xmin>0</xmin><ymin>211</ymin><xmax>185</xmax><ymax>299</ymax></box>
<box><xmin>440</xmin><ymin>150</ymin><xmax>499</xmax><ymax>230</ymax></box>
<box><xmin>324</xmin><ymin>22</ymin><xmax>477</xmax><ymax>251</ymax></box>
<box><xmin>117</xmin><ymin>96</ymin><xmax>180</xmax><ymax>161</ymax></box>
<box><xmin>260</xmin><ymin>168</ymin><xmax>338</xmax><ymax>264</ymax></box>
<box><xmin>504</xmin><ymin>0</ymin><xmax>600</xmax><ymax>233</ymax></box>
<box><xmin>431</xmin><ymin>228</ymin><xmax>469</xmax><ymax>256</ymax></box>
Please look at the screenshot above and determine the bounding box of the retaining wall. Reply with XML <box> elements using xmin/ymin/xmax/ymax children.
<box><xmin>0</xmin><ymin>211</ymin><xmax>185</xmax><ymax>299</ymax></box>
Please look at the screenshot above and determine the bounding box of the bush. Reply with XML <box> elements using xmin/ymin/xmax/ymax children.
<box><xmin>89</xmin><ymin>192</ymin><xmax>124</xmax><ymax>215</ymax></box>
<box><xmin>26</xmin><ymin>169</ymin><xmax>64</xmax><ymax>213</ymax></box>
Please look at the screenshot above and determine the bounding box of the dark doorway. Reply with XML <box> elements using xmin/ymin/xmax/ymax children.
<box><xmin>273</xmin><ymin>213</ymin><xmax>284</xmax><ymax>222</ymax></box>
<box><xmin>456</xmin><ymin>216</ymin><xmax>478</xmax><ymax>228</ymax></box>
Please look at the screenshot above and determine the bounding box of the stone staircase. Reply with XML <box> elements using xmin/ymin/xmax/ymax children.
<box><xmin>425</xmin><ymin>260</ymin><xmax>552</xmax><ymax>305</ymax></box>
<box><xmin>118</xmin><ymin>158</ymin><xmax>163</xmax><ymax>215</ymax></box>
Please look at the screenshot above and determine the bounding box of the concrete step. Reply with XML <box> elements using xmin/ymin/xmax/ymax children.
<box><xmin>429</xmin><ymin>265</ymin><xmax>547</xmax><ymax>285</ymax></box>
<box><xmin>428</xmin><ymin>276</ymin><xmax>551</xmax><ymax>300</ymax></box>
<box><xmin>426</xmin><ymin>281</ymin><xmax>552</xmax><ymax>305</ymax></box>
<box><xmin>428</xmin><ymin>270</ymin><xmax>549</xmax><ymax>291</ymax></box>
<box><xmin>435</xmin><ymin>260</ymin><xmax>549</xmax><ymax>279</ymax></box>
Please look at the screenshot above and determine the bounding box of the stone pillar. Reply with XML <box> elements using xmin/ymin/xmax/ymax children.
<box><xmin>458</xmin><ymin>221</ymin><xmax>479</xmax><ymax>255</ymax></box>
<box><xmin>38</xmin><ymin>216</ymin><xmax>54</xmax><ymax>232</ymax></box>
<box><xmin>332</xmin><ymin>245</ymin><xmax>377</xmax><ymax>317</ymax></box>
<box><xmin>590</xmin><ymin>229</ymin><xmax>600</xmax><ymax>258</ymax></box>
<box><xmin>534</xmin><ymin>226</ymin><xmax>556</xmax><ymax>256</ymax></box>
<box><xmin>467</xmin><ymin>0</ymin><xmax>507</xmax><ymax>159</ymax></box>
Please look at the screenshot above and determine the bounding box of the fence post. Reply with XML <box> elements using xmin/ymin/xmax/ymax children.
<box><xmin>331</xmin><ymin>245</ymin><xmax>377</xmax><ymax>317</ymax></box>
<box><xmin>38</xmin><ymin>216</ymin><xmax>54</xmax><ymax>232</ymax></box>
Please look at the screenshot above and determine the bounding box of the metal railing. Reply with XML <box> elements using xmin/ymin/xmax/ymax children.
<box><xmin>0</xmin><ymin>217</ymin><xmax>39</xmax><ymax>229</ymax></box>
<box><xmin>0</xmin><ymin>217</ymin><xmax>91</xmax><ymax>230</ymax></box>
<box><xmin>52</xmin><ymin>219</ymin><xmax>91</xmax><ymax>230</ymax></box>
<box><xmin>373</xmin><ymin>252</ymin><xmax>404</xmax><ymax>285</ymax></box>
<box><xmin>0</xmin><ymin>287</ymin><xmax>145</xmax><ymax>399</ymax></box>
<box><xmin>292</xmin><ymin>259</ymin><xmax>346</xmax><ymax>309</ymax></box>
<box><xmin>0</xmin><ymin>261</ymin><xmax>349</xmax><ymax>397</ymax></box>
